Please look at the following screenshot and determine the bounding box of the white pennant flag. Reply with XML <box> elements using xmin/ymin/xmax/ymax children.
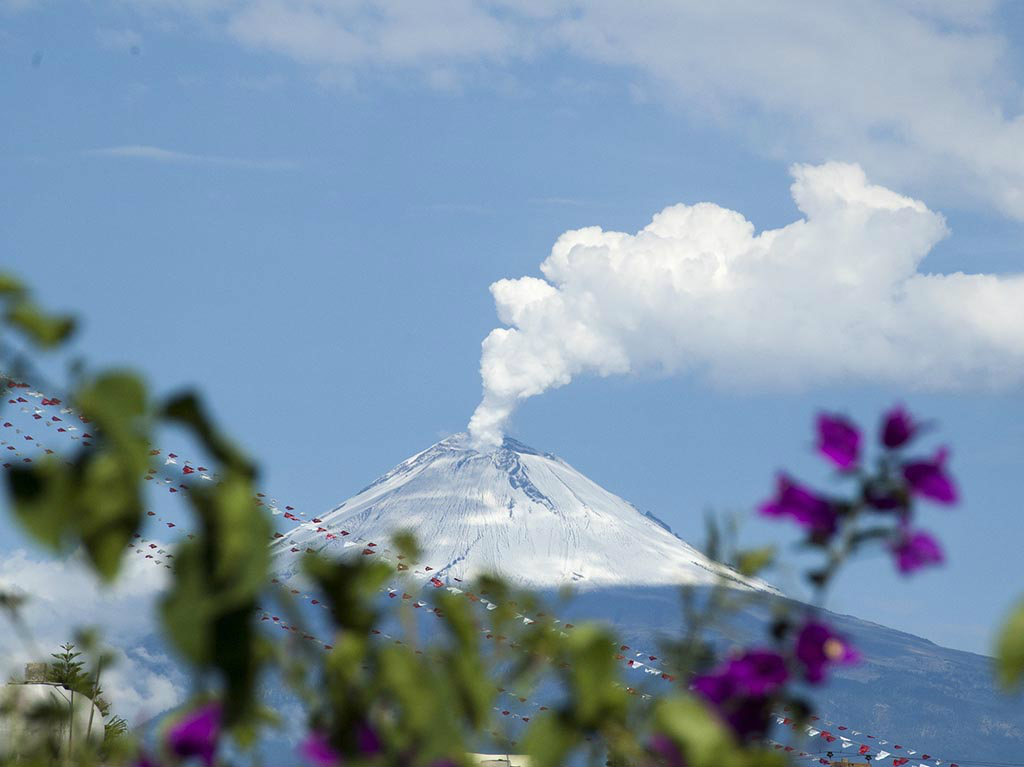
<box><xmin>876</xmin><ymin>750</ymin><xmax>890</xmax><ymax>760</ymax></box>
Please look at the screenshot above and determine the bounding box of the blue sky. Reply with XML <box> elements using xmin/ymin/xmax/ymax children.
<box><xmin>2</xmin><ymin>0</ymin><xmax>1024</xmax><ymax>672</ymax></box>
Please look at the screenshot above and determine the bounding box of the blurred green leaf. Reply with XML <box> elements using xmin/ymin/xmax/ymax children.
<box><xmin>0</xmin><ymin>272</ymin><xmax>25</xmax><ymax>297</ymax></box>
<box><xmin>6</xmin><ymin>459</ymin><xmax>75</xmax><ymax>549</ymax></box>
<box><xmin>655</xmin><ymin>695</ymin><xmax>784</xmax><ymax>767</ymax></box>
<box><xmin>524</xmin><ymin>712</ymin><xmax>577</xmax><ymax>767</ymax></box>
<box><xmin>5</xmin><ymin>299</ymin><xmax>76</xmax><ymax>347</ymax></box>
<box><xmin>996</xmin><ymin>599</ymin><xmax>1024</xmax><ymax>690</ymax></box>
<box><xmin>392</xmin><ymin>529</ymin><xmax>421</xmax><ymax>562</ymax></box>
<box><xmin>161</xmin><ymin>473</ymin><xmax>271</xmax><ymax>721</ymax></box>
<box><xmin>162</xmin><ymin>391</ymin><xmax>254</xmax><ymax>477</ymax></box>
<box><xmin>6</xmin><ymin>446</ymin><xmax>145</xmax><ymax>581</ymax></box>
<box><xmin>736</xmin><ymin>546</ymin><xmax>775</xmax><ymax>577</ymax></box>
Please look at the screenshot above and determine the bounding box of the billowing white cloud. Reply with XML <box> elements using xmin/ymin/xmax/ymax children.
<box><xmin>0</xmin><ymin>548</ymin><xmax>183</xmax><ymax>725</ymax></box>
<box><xmin>468</xmin><ymin>162</ymin><xmax>1024</xmax><ymax>447</ymax></box>
<box><xmin>90</xmin><ymin>0</ymin><xmax>1024</xmax><ymax>217</ymax></box>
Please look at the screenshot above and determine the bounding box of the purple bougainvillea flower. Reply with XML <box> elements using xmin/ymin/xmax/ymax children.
<box><xmin>356</xmin><ymin>721</ymin><xmax>381</xmax><ymax>756</ymax></box>
<box><xmin>300</xmin><ymin>732</ymin><xmax>341</xmax><ymax>767</ymax></box>
<box><xmin>723</xmin><ymin>696</ymin><xmax>774</xmax><ymax>741</ymax></box>
<box><xmin>903</xmin><ymin>448</ymin><xmax>957</xmax><ymax>504</ymax></box>
<box><xmin>892</xmin><ymin>529</ymin><xmax>944</xmax><ymax>574</ymax></box>
<box><xmin>649</xmin><ymin>733</ymin><xmax>686</xmax><ymax>767</ymax></box>
<box><xmin>692</xmin><ymin>667</ymin><xmax>736</xmax><ymax>705</ymax></box>
<box><xmin>726</xmin><ymin>650</ymin><xmax>789</xmax><ymax>696</ymax></box>
<box><xmin>693</xmin><ymin>649</ymin><xmax>787</xmax><ymax>741</ymax></box>
<box><xmin>167</xmin><ymin>702</ymin><xmax>221</xmax><ymax>767</ymax></box>
<box><xmin>794</xmin><ymin>621</ymin><xmax>859</xmax><ymax>684</ymax></box>
<box><xmin>881</xmin><ymin>405</ymin><xmax>917</xmax><ymax>449</ymax></box>
<box><xmin>693</xmin><ymin>649</ymin><xmax>787</xmax><ymax>703</ymax></box>
<box><xmin>817</xmin><ymin>413</ymin><xmax>861</xmax><ymax>469</ymax></box>
<box><xmin>759</xmin><ymin>475</ymin><xmax>837</xmax><ymax>538</ymax></box>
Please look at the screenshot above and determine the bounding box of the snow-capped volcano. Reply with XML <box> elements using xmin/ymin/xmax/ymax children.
<box><xmin>273</xmin><ymin>433</ymin><xmax>774</xmax><ymax>593</ymax></box>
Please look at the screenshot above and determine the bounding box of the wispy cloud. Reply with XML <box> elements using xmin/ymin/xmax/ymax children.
<box><xmin>95</xmin><ymin>27</ymin><xmax>142</xmax><ymax>54</ymax></box>
<box><xmin>528</xmin><ymin>197</ymin><xmax>601</xmax><ymax>207</ymax></box>
<box><xmin>86</xmin><ymin>144</ymin><xmax>297</xmax><ymax>170</ymax></box>
<box><xmin>112</xmin><ymin>0</ymin><xmax>1024</xmax><ymax>219</ymax></box>
<box><xmin>420</xmin><ymin>201</ymin><xmax>494</xmax><ymax>215</ymax></box>
<box><xmin>0</xmin><ymin>547</ymin><xmax>183</xmax><ymax>724</ymax></box>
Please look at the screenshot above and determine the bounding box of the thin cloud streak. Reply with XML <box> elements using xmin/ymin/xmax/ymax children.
<box><xmin>87</xmin><ymin>144</ymin><xmax>298</xmax><ymax>170</ymax></box>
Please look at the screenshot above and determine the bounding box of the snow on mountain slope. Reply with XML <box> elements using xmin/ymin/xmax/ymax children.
<box><xmin>273</xmin><ymin>434</ymin><xmax>775</xmax><ymax>593</ymax></box>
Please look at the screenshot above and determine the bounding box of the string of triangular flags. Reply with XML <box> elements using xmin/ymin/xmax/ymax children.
<box><xmin>0</xmin><ymin>380</ymin><xmax>964</xmax><ymax>764</ymax></box>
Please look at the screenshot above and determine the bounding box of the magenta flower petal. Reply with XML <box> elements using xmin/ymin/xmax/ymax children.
<box><xmin>759</xmin><ymin>475</ymin><xmax>837</xmax><ymax>538</ymax></box>
<box><xmin>692</xmin><ymin>649</ymin><xmax>787</xmax><ymax>741</ymax></box>
<box><xmin>816</xmin><ymin>413</ymin><xmax>861</xmax><ymax>469</ymax></box>
<box><xmin>649</xmin><ymin>733</ymin><xmax>686</xmax><ymax>767</ymax></box>
<box><xmin>794</xmin><ymin>621</ymin><xmax>859</xmax><ymax>684</ymax></box>
<box><xmin>892</xmin><ymin>530</ymin><xmax>944</xmax><ymax>574</ymax></box>
<box><xmin>725</xmin><ymin>650</ymin><xmax>789</xmax><ymax>696</ymax></box>
<box><xmin>903</xmin><ymin>448</ymin><xmax>957</xmax><ymax>504</ymax></box>
<box><xmin>300</xmin><ymin>732</ymin><xmax>340</xmax><ymax>767</ymax></box>
<box><xmin>356</xmin><ymin>721</ymin><xmax>381</xmax><ymax>755</ymax></box>
<box><xmin>881</xmin><ymin>405</ymin><xmax>917</xmax><ymax>449</ymax></box>
<box><xmin>167</xmin><ymin>703</ymin><xmax>221</xmax><ymax>767</ymax></box>
<box><xmin>692</xmin><ymin>670</ymin><xmax>736</xmax><ymax>706</ymax></box>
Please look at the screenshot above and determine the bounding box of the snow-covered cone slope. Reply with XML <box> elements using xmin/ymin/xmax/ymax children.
<box><xmin>273</xmin><ymin>434</ymin><xmax>774</xmax><ymax>593</ymax></box>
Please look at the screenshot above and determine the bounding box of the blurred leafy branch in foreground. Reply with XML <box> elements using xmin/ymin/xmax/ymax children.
<box><xmin>0</xmin><ymin>269</ymin><xmax>1020</xmax><ymax>766</ymax></box>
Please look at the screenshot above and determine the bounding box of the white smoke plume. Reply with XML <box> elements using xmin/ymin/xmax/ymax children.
<box><xmin>468</xmin><ymin>162</ymin><xmax>1024</xmax><ymax>448</ymax></box>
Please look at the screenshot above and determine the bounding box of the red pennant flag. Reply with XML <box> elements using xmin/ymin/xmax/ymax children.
<box><xmin>183</xmin><ymin>465</ymin><xmax>195</xmax><ymax>474</ymax></box>
<box><xmin>859</xmin><ymin>745</ymin><xmax>869</xmax><ymax>755</ymax></box>
<box><xmin>430</xmin><ymin>577</ymin><xmax>443</xmax><ymax>587</ymax></box>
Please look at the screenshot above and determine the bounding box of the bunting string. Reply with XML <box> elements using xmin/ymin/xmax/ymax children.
<box><xmin>0</xmin><ymin>379</ymin><xmax>982</xmax><ymax>765</ymax></box>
